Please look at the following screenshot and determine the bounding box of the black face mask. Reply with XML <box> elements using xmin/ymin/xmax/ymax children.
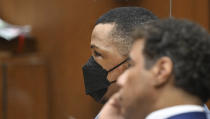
<box><xmin>82</xmin><ymin>56</ymin><xmax>128</xmax><ymax>103</ymax></box>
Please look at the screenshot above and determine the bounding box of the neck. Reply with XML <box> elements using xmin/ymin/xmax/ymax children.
<box><xmin>152</xmin><ymin>86</ymin><xmax>202</xmax><ymax>113</ymax></box>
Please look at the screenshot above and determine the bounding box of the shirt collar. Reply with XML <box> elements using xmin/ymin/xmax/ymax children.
<box><xmin>145</xmin><ymin>105</ymin><xmax>204</xmax><ymax>119</ymax></box>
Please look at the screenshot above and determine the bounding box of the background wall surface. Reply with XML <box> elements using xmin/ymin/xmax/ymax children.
<box><xmin>0</xmin><ymin>0</ymin><xmax>209</xmax><ymax>119</ymax></box>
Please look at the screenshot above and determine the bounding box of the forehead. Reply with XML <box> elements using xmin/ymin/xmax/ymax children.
<box><xmin>130</xmin><ymin>39</ymin><xmax>144</xmax><ymax>60</ymax></box>
<box><xmin>91</xmin><ymin>23</ymin><xmax>115</xmax><ymax>50</ymax></box>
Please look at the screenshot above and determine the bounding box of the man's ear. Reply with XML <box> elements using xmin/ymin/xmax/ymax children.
<box><xmin>151</xmin><ymin>57</ymin><xmax>173</xmax><ymax>87</ymax></box>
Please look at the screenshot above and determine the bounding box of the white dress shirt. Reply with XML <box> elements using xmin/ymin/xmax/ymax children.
<box><xmin>145</xmin><ymin>105</ymin><xmax>205</xmax><ymax>119</ymax></box>
<box><xmin>204</xmin><ymin>104</ymin><xmax>210</xmax><ymax>119</ymax></box>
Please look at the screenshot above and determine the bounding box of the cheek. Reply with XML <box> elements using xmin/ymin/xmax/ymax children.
<box><xmin>128</xmin><ymin>67</ymin><xmax>142</xmax><ymax>84</ymax></box>
<box><xmin>122</xmin><ymin>68</ymin><xmax>141</xmax><ymax>96</ymax></box>
<box><xmin>125</xmin><ymin>69</ymin><xmax>153</xmax><ymax>106</ymax></box>
<box><xmin>107</xmin><ymin>64</ymin><xmax>128</xmax><ymax>82</ymax></box>
<box><xmin>107</xmin><ymin>71</ymin><xmax>119</xmax><ymax>82</ymax></box>
<box><xmin>94</xmin><ymin>58</ymin><xmax>110</xmax><ymax>70</ymax></box>
<box><xmin>121</xmin><ymin>67</ymin><xmax>146</xmax><ymax>102</ymax></box>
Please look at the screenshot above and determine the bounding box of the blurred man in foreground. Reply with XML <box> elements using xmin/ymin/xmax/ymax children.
<box><xmin>99</xmin><ymin>18</ymin><xmax>210</xmax><ymax>119</ymax></box>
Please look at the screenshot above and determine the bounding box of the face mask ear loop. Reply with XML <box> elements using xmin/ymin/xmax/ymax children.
<box><xmin>108</xmin><ymin>58</ymin><xmax>129</xmax><ymax>73</ymax></box>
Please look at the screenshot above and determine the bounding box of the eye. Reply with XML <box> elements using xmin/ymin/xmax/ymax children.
<box><xmin>127</xmin><ymin>59</ymin><xmax>134</xmax><ymax>68</ymax></box>
<box><xmin>94</xmin><ymin>51</ymin><xmax>102</xmax><ymax>57</ymax></box>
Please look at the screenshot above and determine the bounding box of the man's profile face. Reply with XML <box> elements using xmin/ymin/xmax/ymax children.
<box><xmin>90</xmin><ymin>23</ymin><xmax>128</xmax><ymax>101</ymax></box>
<box><xmin>115</xmin><ymin>40</ymin><xmax>156</xmax><ymax>118</ymax></box>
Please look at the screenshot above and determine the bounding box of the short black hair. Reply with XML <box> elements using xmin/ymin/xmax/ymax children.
<box><xmin>132</xmin><ymin>18</ymin><xmax>210</xmax><ymax>102</ymax></box>
<box><xmin>95</xmin><ymin>7</ymin><xmax>158</xmax><ymax>56</ymax></box>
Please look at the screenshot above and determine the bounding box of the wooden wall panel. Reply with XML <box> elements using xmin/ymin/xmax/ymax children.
<box><xmin>172</xmin><ymin>0</ymin><xmax>209</xmax><ymax>30</ymax></box>
<box><xmin>0</xmin><ymin>0</ymin><xmax>209</xmax><ymax>119</ymax></box>
<box><xmin>6</xmin><ymin>57</ymin><xmax>48</xmax><ymax>119</ymax></box>
<box><xmin>0</xmin><ymin>66</ymin><xmax>2</xmax><ymax>119</ymax></box>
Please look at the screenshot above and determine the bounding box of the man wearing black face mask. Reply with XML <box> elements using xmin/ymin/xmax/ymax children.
<box><xmin>82</xmin><ymin>7</ymin><xmax>158</xmax><ymax>104</ymax></box>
